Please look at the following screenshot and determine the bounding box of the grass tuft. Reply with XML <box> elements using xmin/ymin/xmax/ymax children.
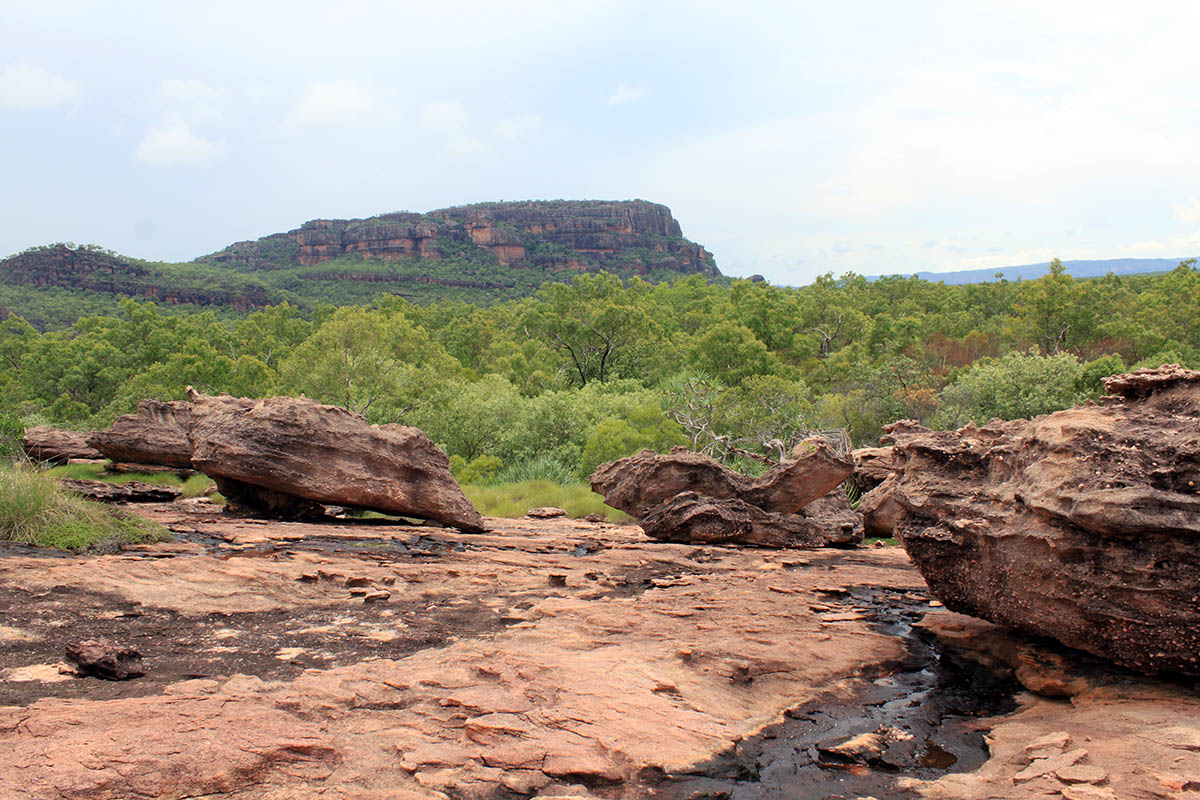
<box><xmin>0</xmin><ymin>465</ymin><xmax>168</xmax><ymax>551</ymax></box>
<box><xmin>463</xmin><ymin>480</ymin><xmax>626</xmax><ymax>522</ymax></box>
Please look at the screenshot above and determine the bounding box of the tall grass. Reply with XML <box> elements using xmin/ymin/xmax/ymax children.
<box><xmin>463</xmin><ymin>480</ymin><xmax>626</xmax><ymax>522</ymax></box>
<box><xmin>491</xmin><ymin>455</ymin><xmax>581</xmax><ymax>486</ymax></box>
<box><xmin>0</xmin><ymin>466</ymin><xmax>167</xmax><ymax>551</ymax></box>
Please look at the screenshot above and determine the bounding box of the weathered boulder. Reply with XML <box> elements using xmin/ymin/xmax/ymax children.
<box><xmin>88</xmin><ymin>400</ymin><xmax>193</xmax><ymax>468</ymax></box>
<box><xmin>187</xmin><ymin>392</ymin><xmax>485</xmax><ymax>532</ymax></box>
<box><xmin>640</xmin><ymin>491</ymin><xmax>862</xmax><ymax>548</ymax></box>
<box><xmin>60</xmin><ymin>479</ymin><xmax>181</xmax><ymax>504</ymax></box>
<box><xmin>849</xmin><ymin>446</ymin><xmax>896</xmax><ymax>494</ymax></box>
<box><xmin>64</xmin><ymin>639</ymin><xmax>145</xmax><ymax>680</ymax></box>
<box><xmin>590</xmin><ymin>439</ymin><xmax>852</xmax><ymax>518</ymax></box>
<box><xmin>887</xmin><ymin>365</ymin><xmax>1200</xmax><ymax>677</ymax></box>
<box><xmin>21</xmin><ymin>426</ymin><xmax>104</xmax><ymax>463</ymax></box>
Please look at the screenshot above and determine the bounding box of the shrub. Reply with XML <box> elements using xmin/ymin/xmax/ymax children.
<box><xmin>0</xmin><ymin>466</ymin><xmax>167</xmax><ymax>551</ymax></box>
<box><xmin>493</xmin><ymin>454</ymin><xmax>579</xmax><ymax>486</ymax></box>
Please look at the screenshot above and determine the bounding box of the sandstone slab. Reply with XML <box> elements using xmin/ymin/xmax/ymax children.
<box><xmin>60</xmin><ymin>478</ymin><xmax>182</xmax><ymax>503</ymax></box>
<box><xmin>187</xmin><ymin>392</ymin><xmax>485</xmax><ymax>531</ymax></box>
<box><xmin>22</xmin><ymin>426</ymin><xmax>103</xmax><ymax>463</ymax></box>
<box><xmin>88</xmin><ymin>399</ymin><xmax>194</xmax><ymax>468</ymax></box>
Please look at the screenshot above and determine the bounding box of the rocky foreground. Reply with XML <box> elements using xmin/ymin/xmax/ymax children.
<box><xmin>2</xmin><ymin>502</ymin><xmax>1198</xmax><ymax>800</ymax></box>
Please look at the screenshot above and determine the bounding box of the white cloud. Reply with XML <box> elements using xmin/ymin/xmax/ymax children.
<box><xmin>159</xmin><ymin>78</ymin><xmax>224</xmax><ymax>123</ymax></box>
<box><xmin>0</xmin><ymin>63</ymin><xmax>80</xmax><ymax>109</ymax></box>
<box><xmin>494</xmin><ymin>113</ymin><xmax>544</xmax><ymax>140</ymax></box>
<box><xmin>420</xmin><ymin>99</ymin><xmax>469</xmax><ymax>132</ymax></box>
<box><xmin>1174</xmin><ymin>198</ymin><xmax>1200</xmax><ymax>227</ymax></box>
<box><xmin>605</xmin><ymin>83</ymin><xmax>648</xmax><ymax>106</ymax></box>
<box><xmin>288</xmin><ymin>80</ymin><xmax>377</xmax><ymax>127</ymax></box>
<box><xmin>134</xmin><ymin>114</ymin><xmax>224</xmax><ymax>166</ymax></box>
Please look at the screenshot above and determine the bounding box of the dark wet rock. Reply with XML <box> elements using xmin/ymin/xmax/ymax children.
<box><xmin>639</xmin><ymin>491</ymin><xmax>861</xmax><ymax>548</ymax></box>
<box><xmin>188</xmin><ymin>392</ymin><xmax>485</xmax><ymax>532</ymax></box>
<box><xmin>590</xmin><ymin>439</ymin><xmax>852</xmax><ymax>518</ymax></box>
<box><xmin>59</xmin><ymin>479</ymin><xmax>182</xmax><ymax>504</ymax></box>
<box><xmin>22</xmin><ymin>426</ymin><xmax>103</xmax><ymax>463</ymax></box>
<box><xmin>88</xmin><ymin>400</ymin><xmax>193</xmax><ymax>468</ymax></box>
<box><xmin>891</xmin><ymin>365</ymin><xmax>1200</xmax><ymax>677</ymax></box>
<box><xmin>64</xmin><ymin>639</ymin><xmax>145</xmax><ymax>680</ymax></box>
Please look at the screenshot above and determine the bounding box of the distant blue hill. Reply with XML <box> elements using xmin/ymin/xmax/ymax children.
<box><xmin>872</xmin><ymin>257</ymin><xmax>1196</xmax><ymax>285</ymax></box>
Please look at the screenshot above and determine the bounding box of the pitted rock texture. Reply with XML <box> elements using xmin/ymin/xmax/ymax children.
<box><xmin>590</xmin><ymin>440</ymin><xmax>854</xmax><ymax>548</ymax></box>
<box><xmin>22</xmin><ymin>426</ymin><xmax>104</xmax><ymax>463</ymax></box>
<box><xmin>883</xmin><ymin>365</ymin><xmax>1200</xmax><ymax>677</ymax></box>
<box><xmin>88</xmin><ymin>399</ymin><xmax>194</xmax><ymax>468</ymax></box>
<box><xmin>188</xmin><ymin>392</ymin><xmax>485</xmax><ymax>531</ymax></box>
<box><xmin>591</xmin><ymin>440</ymin><xmax>852</xmax><ymax>518</ymax></box>
<box><xmin>640</xmin><ymin>491</ymin><xmax>861</xmax><ymax>548</ymax></box>
<box><xmin>0</xmin><ymin>502</ymin><xmax>919</xmax><ymax>799</ymax></box>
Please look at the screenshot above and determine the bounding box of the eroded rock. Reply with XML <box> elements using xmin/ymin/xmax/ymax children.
<box><xmin>888</xmin><ymin>365</ymin><xmax>1200</xmax><ymax>677</ymax></box>
<box><xmin>591</xmin><ymin>439</ymin><xmax>851</xmax><ymax>519</ymax></box>
<box><xmin>88</xmin><ymin>399</ymin><xmax>193</xmax><ymax>468</ymax></box>
<box><xmin>22</xmin><ymin>426</ymin><xmax>103</xmax><ymax>463</ymax></box>
<box><xmin>60</xmin><ymin>479</ymin><xmax>182</xmax><ymax>504</ymax></box>
<box><xmin>64</xmin><ymin>639</ymin><xmax>145</xmax><ymax>680</ymax></box>
<box><xmin>188</xmin><ymin>392</ymin><xmax>485</xmax><ymax>532</ymax></box>
<box><xmin>640</xmin><ymin>491</ymin><xmax>860</xmax><ymax>548</ymax></box>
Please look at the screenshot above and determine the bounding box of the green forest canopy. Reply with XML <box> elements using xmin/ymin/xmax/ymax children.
<box><xmin>2</xmin><ymin>259</ymin><xmax>1196</xmax><ymax>482</ymax></box>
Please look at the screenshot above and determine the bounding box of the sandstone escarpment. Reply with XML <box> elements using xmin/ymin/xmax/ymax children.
<box><xmin>200</xmin><ymin>200</ymin><xmax>719</xmax><ymax>276</ymax></box>
<box><xmin>879</xmin><ymin>365</ymin><xmax>1200</xmax><ymax>677</ymax></box>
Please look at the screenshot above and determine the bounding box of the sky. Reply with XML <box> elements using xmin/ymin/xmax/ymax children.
<box><xmin>2</xmin><ymin>0</ymin><xmax>1199</xmax><ymax>285</ymax></box>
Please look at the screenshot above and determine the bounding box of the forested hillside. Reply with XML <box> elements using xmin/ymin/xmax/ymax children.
<box><xmin>2</xmin><ymin>259</ymin><xmax>1196</xmax><ymax>482</ymax></box>
<box><xmin>0</xmin><ymin>201</ymin><xmax>719</xmax><ymax>328</ymax></box>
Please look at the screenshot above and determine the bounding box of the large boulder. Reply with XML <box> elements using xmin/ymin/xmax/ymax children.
<box><xmin>88</xmin><ymin>400</ymin><xmax>193</xmax><ymax>468</ymax></box>
<box><xmin>886</xmin><ymin>365</ymin><xmax>1200</xmax><ymax>677</ymax></box>
<box><xmin>590</xmin><ymin>439</ymin><xmax>852</xmax><ymax>518</ymax></box>
<box><xmin>21</xmin><ymin>427</ymin><xmax>104</xmax><ymax>463</ymax></box>
<box><xmin>187</xmin><ymin>392</ymin><xmax>485</xmax><ymax>532</ymax></box>
<box><xmin>639</xmin><ymin>491</ymin><xmax>860</xmax><ymax>548</ymax></box>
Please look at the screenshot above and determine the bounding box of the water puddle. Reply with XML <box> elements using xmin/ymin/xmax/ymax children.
<box><xmin>650</xmin><ymin>586</ymin><xmax>1019</xmax><ymax>799</ymax></box>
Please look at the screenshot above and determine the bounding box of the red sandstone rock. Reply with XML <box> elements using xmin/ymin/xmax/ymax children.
<box><xmin>639</xmin><ymin>491</ymin><xmax>861</xmax><ymax>548</ymax></box>
<box><xmin>21</xmin><ymin>426</ymin><xmax>104</xmax><ymax>463</ymax></box>
<box><xmin>60</xmin><ymin>479</ymin><xmax>181</xmax><ymax>504</ymax></box>
<box><xmin>885</xmin><ymin>365</ymin><xmax>1200</xmax><ymax>677</ymax></box>
<box><xmin>590</xmin><ymin>439</ymin><xmax>851</xmax><ymax>519</ymax></box>
<box><xmin>64</xmin><ymin>639</ymin><xmax>145</xmax><ymax>680</ymax></box>
<box><xmin>88</xmin><ymin>400</ymin><xmax>194</xmax><ymax>468</ymax></box>
<box><xmin>187</xmin><ymin>392</ymin><xmax>485</xmax><ymax>532</ymax></box>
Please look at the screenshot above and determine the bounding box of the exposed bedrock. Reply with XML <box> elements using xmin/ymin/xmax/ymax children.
<box><xmin>87</xmin><ymin>399</ymin><xmax>193</xmax><ymax>468</ymax></box>
<box><xmin>21</xmin><ymin>426</ymin><xmax>104</xmax><ymax>463</ymax></box>
<box><xmin>591</xmin><ymin>439</ymin><xmax>857</xmax><ymax>548</ymax></box>
<box><xmin>187</xmin><ymin>392</ymin><xmax>485</xmax><ymax>532</ymax></box>
<box><xmin>881</xmin><ymin>365</ymin><xmax>1200</xmax><ymax>677</ymax></box>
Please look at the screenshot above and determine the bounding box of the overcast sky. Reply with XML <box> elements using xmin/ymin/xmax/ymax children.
<box><xmin>2</xmin><ymin>1</ymin><xmax>1198</xmax><ymax>284</ymax></box>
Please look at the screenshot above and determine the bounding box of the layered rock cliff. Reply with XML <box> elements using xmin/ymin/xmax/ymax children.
<box><xmin>198</xmin><ymin>200</ymin><xmax>719</xmax><ymax>276</ymax></box>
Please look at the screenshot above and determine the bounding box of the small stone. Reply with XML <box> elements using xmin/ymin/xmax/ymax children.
<box><xmin>1021</xmin><ymin>730</ymin><xmax>1071</xmax><ymax>763</ymax></box>
<box><xmin>64</xmin><ymin>639</ymin><xmax>145</xmax><ymax>681</ymax></box>
<box><xmin>548</xmin><ymin>574</ymin><xmax>568</xmax><ymax>587</ymax></box>
<box><xmin>1061</xmin><ymin>786</ymin><xmax>1117</xmax><ymax>800</ymax></box>
<box><xmin>297</xmin><ymin>573</ymin><xmax>319</xmax><ymax>583</ymax></box>
<box><xmin>344</xmin><ymin>576</ymin><xmax>372</xmax><ymax>588</ymax></box>
<box><xmin>363</xmin><ymin>590</ymin><xmax>391</xmax><ymax>603</ymax></box>
<box><xmin>1012</xmin><ymin>748</ymin><xmax>1087</xmax><ymax>783</ymax></box>
<box><xmin>526</xmin><ymin>507</ymin><xmax>568</xmax><ymax>519</ymax></box>
<box><xmin>1055</xmin><ymin>764</ymin><xmax>1108</xmax><ymax>784</ymax></box>
<box><xmin>818</xmin><ymin>732</ymin><xmax>887</xmax><ymax>762</ymax></box>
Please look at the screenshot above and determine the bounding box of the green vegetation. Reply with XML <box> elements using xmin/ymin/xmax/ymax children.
<box><xmin>1</xmin><ymin>258</ymin><xmax>1198</xmax><ymax>495</ymax></box>
<box><xmin>463</xmin><ymin>481</ymin><xmax>625</xmax><ymax>522</ymax></box>
<box><xmin>0</xmin><ymin>465</ymin><xmax>167</xmax><ymax>551</ymax></box>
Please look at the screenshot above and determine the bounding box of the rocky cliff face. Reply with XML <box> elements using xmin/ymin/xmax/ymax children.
<box><xmin>0</xmin><ymin>245</ymin><xmax>276</xmax><ymax>311</ymax></box>
<box><xmin>199</xmin><ymin>200</ymin><xmax>720</xmax><ymax>276</ymax></box>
